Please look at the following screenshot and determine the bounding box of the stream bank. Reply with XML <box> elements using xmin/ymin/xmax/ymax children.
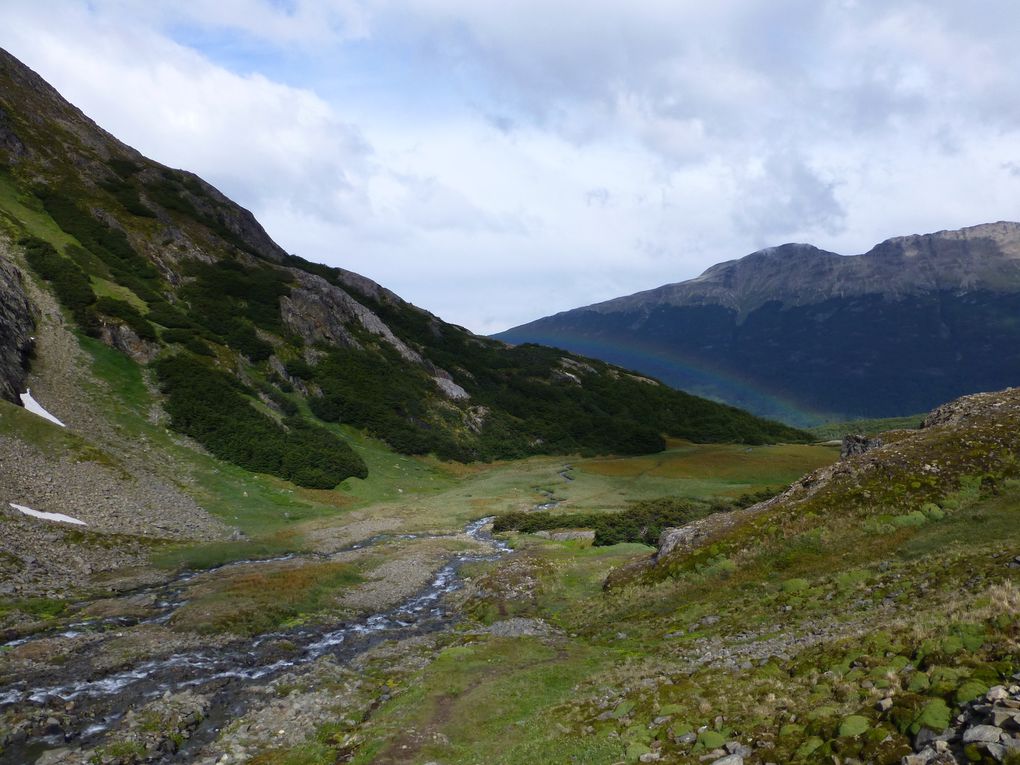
<box><xmin>0</xmin><ymin>518</ymin><xmax>510</xmax><ymax>765</ymax></box>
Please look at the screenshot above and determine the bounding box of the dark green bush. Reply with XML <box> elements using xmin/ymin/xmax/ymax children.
<box><xmin>20</xmin><ymin>236</ymin><xmax>98</xmax><ymax>330</ymax></box>
<box><xmin>35</xmin><ymin>187</ymin><xmax>162</xmax><ymax>302</ymax></box>
<box><xmin>99</xmin><ymin>176</ymin><xmax>156</xmax><ymax>218</ymax></box>
<box><xmin>109</xmin><ymin>158</ymin><xmax>142</xmax><ymax>178</ymax></box>
<box><xmin>154</xmin><ymin>354</ymin><xmax>367</xmax><ymax>488</ymax></box>
<box><xmin>284</xmin><ymin>359</ymin><xmax>314</xmax><ymax>380</ymax></box>
<box><xmin>147</xmin><ymin>301</ymin><xmax>193</xmax><ymax>329</ymax></box>
<box><xmin>94</xmin><ymin>296</ymin><xmax>156</xmax><ymax>341</ymax></box>
<box><xmin>493</xmin><ymin>497</ymin><xmax>710</xmax><ymax>546</ymax></box>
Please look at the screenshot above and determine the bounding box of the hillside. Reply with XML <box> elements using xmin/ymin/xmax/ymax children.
<box><xmin>342</xmin><ymin>388</ymin><xmax>1020</xmax><ymax>765</ymax></box>
<box><xmin>0</xmin><ymin>46</ymin><xmax>806</xmax><ymax>497</ymax></box>
<box><xmin>496</xmin><ymin>225</ymin><xmax>1020</xmax><ymax>425</ymax></box>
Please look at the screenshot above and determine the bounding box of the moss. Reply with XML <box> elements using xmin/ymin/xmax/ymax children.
<box><xmin>611</xmin><ymin>700</ymin><xmax>635</xmax><ymax>719</ymax></box>
<box><xmin>838</xmin><ymin>715</ymin><xmax>871</xmax><ymax>737</ymax></box>
<box><xmin>782</xmin><ymin>577</ymin><xmax>811</xmax><ymax>593</ymax></box>
<box><xmin>913</xmin><ymin>698</ymin><xmax>951</xmax><ymax>735</ymax></box>
<box><xmin>795</xmin><ymin>736</ymin><xmax>825</xmax><ymax>758</ymax></box>
<box><xmin>955</xmin><ymin>679</ymin><xmax>989</xmax><ymax>705</ymax></box>
<box><xmin>697</xmin><ymin>729</ymin><xmax>726</xmax><ymax>749</ymax></box>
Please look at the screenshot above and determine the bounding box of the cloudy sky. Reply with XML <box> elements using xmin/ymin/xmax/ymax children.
<box><xmin>4</xmin><ymin>1</ymin><xmax>1020</xmax><ymax>333</ymax></box>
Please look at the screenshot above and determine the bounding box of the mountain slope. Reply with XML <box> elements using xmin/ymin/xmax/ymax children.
<box><xmin>496</xmin><ymin>224</ymin><xmax>1020</xmax><ymax>425</ymax></box>
<box><xmin>0</xmin><ymin>46</ymin><xmax>807</xmax><ymax>495</ymax></box>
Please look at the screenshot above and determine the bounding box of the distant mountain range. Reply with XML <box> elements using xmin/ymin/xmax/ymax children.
<box><xmin>496</xmin><ymin>223</ymin><xmax>1020</xmax><ymax>425</ymax></box>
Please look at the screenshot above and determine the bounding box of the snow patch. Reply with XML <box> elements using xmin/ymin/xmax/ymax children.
<box><xmin>9</xmin><ymin>503</ymin><xmax>86</xmax><ymax>526</ymax></box>
<box><xmin>19</xmin><ymin>389</ymin><xmax>65</xmax><ymax>427</ymax></box>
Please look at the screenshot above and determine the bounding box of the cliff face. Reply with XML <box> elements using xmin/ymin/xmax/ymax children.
<box><xmin>497</xmin><ymin>223</ymin><xmax>1020</xmax><ymax>425</ymax></box>
<box><xmin>0</xmin><ymin>249</ymin><xmax>35</xmax><ymax>403</ymax></box>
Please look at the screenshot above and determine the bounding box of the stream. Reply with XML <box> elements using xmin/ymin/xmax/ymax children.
<box><xmin>0</xmin><ymin>517</ymin><xmax>510</xmax><ymax>764</ymax></box>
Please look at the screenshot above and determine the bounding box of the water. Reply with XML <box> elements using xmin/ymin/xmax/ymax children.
<box><xmin>0</xmin><ymin>517</ymin><xmax>509</xmax><ymax>764</ymax></box>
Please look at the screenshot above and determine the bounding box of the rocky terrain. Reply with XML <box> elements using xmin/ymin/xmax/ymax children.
<box><xmin>0</xmin><ymin>249</ymin><xmax>35</xmax><ymax>403</ymax></box>
<box><xmin>496</xmin><ymin>222</ymin><xmax>1020</xmax><ymax>425</ymax></box>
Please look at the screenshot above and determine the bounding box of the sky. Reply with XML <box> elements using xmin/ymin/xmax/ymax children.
<box><xmin>4</xmin><ymin>1</ymin><xmax>1020</xmax><ymax>334</ymax></box>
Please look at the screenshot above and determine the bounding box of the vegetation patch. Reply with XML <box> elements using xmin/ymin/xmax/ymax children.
<box><xmin>170</xmin><ymin>561</ymin><xmax>363</xmax><ymax>635</ymax></box>
<box><xmin>154</xmin><ymin>353</ymin><xmax>367</xmax><ymax>489</ymax></box>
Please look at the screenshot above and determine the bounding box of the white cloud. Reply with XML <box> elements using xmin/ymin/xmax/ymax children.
<box><xmin>3</xmin><ymin>0</ymin><xmax>1020</xmax><ymax>334</ymax></box>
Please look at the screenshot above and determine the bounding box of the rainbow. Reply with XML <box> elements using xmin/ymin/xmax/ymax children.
<box><xmin>507</xmin><ymin>328</ymin><xmax>839</xmax><ymax>426</ymax></box>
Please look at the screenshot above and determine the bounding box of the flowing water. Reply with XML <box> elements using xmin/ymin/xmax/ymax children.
<box><xmin>0</xmin><ymin>518</ymin><xmax>510</xmax><ymax>764</ymax></box>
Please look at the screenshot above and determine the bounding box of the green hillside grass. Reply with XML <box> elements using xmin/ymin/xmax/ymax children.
<box><xmin>251</xmin><ymin>392</ymin><xmax>1019</xmax><ymax>765</ymax></box>
<box><xmin>809</xmin><ymin>414</ymin><xmax>925</xmax><ymax>440</ymax></box>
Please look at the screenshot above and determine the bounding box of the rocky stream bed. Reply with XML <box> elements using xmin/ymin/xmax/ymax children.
<box><xmin>0</xmin><ymin>518</ymin><xmax>510</xmax><ymax>764</ymax></box>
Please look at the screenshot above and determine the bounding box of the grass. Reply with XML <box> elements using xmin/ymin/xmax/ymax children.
<box><xmin>350</xmin><ymin>637</ymin><xmax>623</xmax><ymax>765</ymax></box>
<box><xmin>0</xmin><ymin>170</ymin><xmax>80</xmax><ymax>249</ymax></box>
<box><xmin>809</xmin><ymin>414</ymin><xmax>925</xmax><ymax>440</ymax></box>
<box><xmin>89</xmin><ymin>276</ymin><xmax>146</xmax><ymax>311</ymax></box>
<box><xmin>169</xmin><ymin>560</ymin><xmax>363</xmax><ymax>635</ymax></box>
<box><xmin>281</xmin><ymin>401</ymin><xmax>1019</xmax><ymax>765</ymax></box>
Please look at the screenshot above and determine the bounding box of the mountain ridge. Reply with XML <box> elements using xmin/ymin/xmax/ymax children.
<box><xmin>567</xmin><ymin>221</ymin><xmax>1020</xmax><ymax>319</ymax></box>
<box><xmin>497</xmin><ymin>222</ymin><xmax>1020</xmax><ymax>424</ymax></box>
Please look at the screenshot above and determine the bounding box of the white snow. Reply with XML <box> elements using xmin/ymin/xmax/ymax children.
<box><xmin>9</xmin><ymin>503</ymin><xmax>86</xmax><ymax>526</ymax></box>
<box><xmin>19</xmin><ymin>388</ymin><xmax>65</xmax><ymax>427</ymax></box>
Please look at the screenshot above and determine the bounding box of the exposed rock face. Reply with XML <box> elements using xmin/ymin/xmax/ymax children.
<box><xmin>840</xmin><ymin>434</ymin><xmax>884</xmax><ymax>460</ymax></box>
<box><xmin>282</xmin><ymin>269</ymin><xmax>422</xmax><ymax>363</ymax></box>
<box><xmin>98</xmin><ymin>322</ymin><xmax>159</xmax><ymax>364</ymax></box>
<box><xmin>433</xmin><ymin>374</ymin><xmax>470</xmax><ymax>400</ymax></box>
<box><xmin>498</xmin><ymin>222</ymin><xmax>1020</xmax><ymax>424</ymax></box>
<box><xmin>0</xmin><ymin>105</ymin><xmax>26</xmax><ymax>163</ymax></box>
<box><xmin>0</xmin><ymin>249</ymin><xmax>35</xmax><ymax>404</ymax></box>
<box><xmin>655</xmin><ymin>523</ymin><xmax>708</xmax><ymax>561</ymax></box>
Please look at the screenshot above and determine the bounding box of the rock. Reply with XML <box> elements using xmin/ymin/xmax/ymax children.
<box><xmin>0</xmin><ymin>251</ymin><xmax>35</xmax><ymax>404</ymax></box>
<box><xmin>639</xmin><ymin>753</ymin><xmax>660</xmax><ymax>763</ymax></box>
<box><xmin>33</xmin><ymin>748</ymin><xmax>77</xmax><ymax>765</ymax></box>
<box><xmin>840</xmin><ymin>434</ymin><xmax>884</xmax><ymax>459</ymax></box>
<box><xmin>676</xmin><ymin>731</ymin><xmax>697</xmax><ymax>745</ymax></box>
<box><xmin>985</xmin><ymin>742</ymin><xmax>1006</xmax><ymax>761</ymax></box>
<box><xmin>98</xmin><ymin>322</ymin><xmax>159</xmax><ymax>363</ymax></box>
<box><xmin>483</xmin><ymin>618</ymin><xmax>554</xmax><ymax>637</ymax></box>
<box><xmin>962</xmin><ymin>724</ymin><xmax>1004</xmax><ymax>744</ymax></box>
<box><xmin>725</xmin><ymin>741</ymin><xmax>752</xmax><ymax>756</ymax></box>
<box><xmin>656</xmin><ymin>524</ymin><xmax>707</xmax><ymax>561</ymax></box>
<box><xmin>709</xmin><ymin>755</ymin><xmax>743</xmax><ymax>765</ymax></box>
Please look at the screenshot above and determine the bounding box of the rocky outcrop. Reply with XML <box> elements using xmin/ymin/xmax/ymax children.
<box><xmin>920</xmin><ymin>388</ymin><xmax>1017</xmax><ymax>430</ymax></box>
<box><xmin>98</xmin><ymin>322</ymin><xmax>159</xmax><ymax>364</ymax></box>
<box><xmin>0</xmin><ymin>105</ymin><xmax>26</xmax><ymax>164</ymax></box>
<box><xmin>0</xmin><ymin>250</ymin><xmax>35</xmax><ymax>404</ymax></box>
<box><xmin>281</xmin><ymin>269</ymin><xmax>422</xmax><ymax>363</ymax></box>
<box><xmin>655</xmin><ymin>523</ymin><xmax>709</xmax><ymax>561</ymax></box>
<box><xmin>841</xmin><ymin>433</ymin><xmax>884</xmax><ymax>460</ymax></box>
<box><xmin>903</xmin><ymin>681</ymin><xmax>1020</xmax><ymax>764</ymax></box>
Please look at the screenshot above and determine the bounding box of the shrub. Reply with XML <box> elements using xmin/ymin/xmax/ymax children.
<box><xmin>94</xmin><ymin>296</ymin><xmax>156</xmax><ymax>341</ymax></box>
<box><xmin>20</xmin><ymin>236</ymin><xmax>98</xmax><ymax>333</ymax></box>
<box><xmin>153</xmin><ymin>354</ymin><xmax>367</xmax><ymax>488</ymax></box>
<box><xmin>35</xmin><ymin>187</ymin><xmax>162</xmax><ymax>302</ymax></box>
<box><xmin>492</xmin><ymin>497</ymin><xmax>711</xmax><ymax>547</ymax></box>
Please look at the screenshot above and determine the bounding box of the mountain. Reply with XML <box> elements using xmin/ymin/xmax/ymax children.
<box><xmin>495</xmin><ymin>224</ymin><xmax>1020</xmax><ymax>425</ymax></box>
<box><xmin>0</xmin><ymin>46</ymin><xmax>807</xmax><ymax>493</ymax></box>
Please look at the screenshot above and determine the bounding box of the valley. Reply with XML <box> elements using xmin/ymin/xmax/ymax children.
<box><xmin>0</xmin><ymin>44</ymin><xmax>1017</xmax><ymax>765</ymax></box>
